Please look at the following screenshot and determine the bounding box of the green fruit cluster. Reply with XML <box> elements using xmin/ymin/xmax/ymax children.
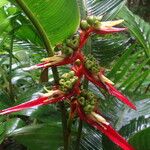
<box><xmin>84</xmin><ymin>54</ymin><xmax>100</xmax><ymax>74</ymax></box>
<box><xmin>54</xmin><ymin>35</ymin><xmax>80</xmax><ymax>57</ymax></box>
<box><xmin>80</xmin><ymin>15</ymin><xmax>102</xmax><ymax>30</ymax></box>
<box><xmin>59</xmin><ymin>71</ymin><xmax>78</xmax><ymax>92</ymax></box>
<box><xmin>66</xmin><ymin>35</ymin><xmax>80</xmax><ymax>49</ymax></box>
<box><xmin>78</xmin><ymin>90</ymin><xmax>97</xmax><ymax>114</ymax></box>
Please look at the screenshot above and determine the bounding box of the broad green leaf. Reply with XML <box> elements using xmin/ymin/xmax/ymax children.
<box><xmin>129</xmin><ymin>127</ymin><xmax>150</xmax><ymax>150</ymax></box>
<box><xmin>4</xmin><ymin>118</ymin><xmax>24</xmax><ymax>135</ymax></box>
<box><xmin>14</xmin><ymin>0</ymin><xmax>80</xmax><ymax>46</ymax></box>
<box><xmin>79</xmin><ymin>125</ymin><xmax>102</xmax><ymax>150</ymax></box>
<box><xmin>0</xmin><ymin>118</ymin><xmax>24</xmax><ymax>144</ymax></box>
<box><xmin>0</xmin><ymin>8</ymin><xmax>11</xmax><ymax>35</ymax></box>
<box><xmin>0</xmin><ymin>0</ymin><xmax>8</xmax><ymax>8</ymax></box>
<box><xmin>10</xmin><ymin>124</ymin><xmax>63</xmax><ymax>150</ymax></box>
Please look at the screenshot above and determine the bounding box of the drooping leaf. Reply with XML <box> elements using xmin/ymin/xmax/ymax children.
<box><xmin>9</xmin><ymin>124</ymin><xmax>63</xmax><ymax>150</ymax></box>
<box><xmin>128</xmin><ymin>127</ymin><xmax>150</xmax><ymax>150</ymax></box>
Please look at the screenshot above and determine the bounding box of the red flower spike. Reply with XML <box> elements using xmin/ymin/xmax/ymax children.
<box><xmin>77</xmin><ymin>104</ymin><xmax>135</xmax><ymax>150</ymax></box>
<box><xmin>96</xmin><ymin>123</ymin><xmax>135</xmax><ymax>150</ymax></box>
<box><xmin>0</xmin><ymin>92</ymin><xmax>75</xmax><ymax>115</ymax></box>
<box><xmin>104</xmin><ymin>82</ymin><xmax>136</xmax><ymax>110</ymax></box>
<box><xmin>83</xmin><ymin>69</ymin><xmax>136</xmax><ymax>110</ymax></box>
<box><xmin>23</xmin><ymin>51</ymin><xmax>84</xmax><ymax>71</ymax></box>
<box><xmin>0</xmin><ymin>96</ymin><xmax>49</xmax><ymax>115</ymax></box>
<box><xmin>0</xmin><ymin>80</ymin><xmax>81</xmax><ymax>115</ymax></box>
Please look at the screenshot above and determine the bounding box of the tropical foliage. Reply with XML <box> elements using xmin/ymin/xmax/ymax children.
<box><xmin>0</xmin><ymin>0</ymin><xmax>149</xmax><ymax>150</ymax></box>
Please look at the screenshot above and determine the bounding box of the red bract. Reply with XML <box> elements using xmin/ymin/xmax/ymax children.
<box><xmin>0</xmin><ymin>81</ymin><xmax>80</xmax><ymax>115</ymax></box>
<box><xmin>78</xmin><ymin>27</ymin><xmax>127</xmax><ymax>50</ymax></box>
<box><xmin>93</xmin><ymin>27</ymin><xmax>127</xmax><ymax>34</ymax></box>
<box><xmin>97</xmin><ymin>71</ymin><xmax>136</xmax><ymax>110</ymax></box>
<box><xmin>104</xmin><ymin>82</ymin><xmax>136</xmax><ymax>110</ymax></box>
<box><xmin>75</xmin><ymin>102</ymin><xmax>135</xmax><ymax>150</ymax></box>
<box><xmin>71</xmin><ymin>63</ymin><xmax>136</xmax><ymax>110</ymax></box>
<box><xmin>23</xmin><ymin>51</ymin><xmax>84</xmax><ymax>71</ymax></box>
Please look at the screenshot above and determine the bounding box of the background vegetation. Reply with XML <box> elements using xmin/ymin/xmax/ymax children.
<box><xmin>0</xmin><ymin>0</ymin><xmax>149</xmax><ymax>150</ymax></box>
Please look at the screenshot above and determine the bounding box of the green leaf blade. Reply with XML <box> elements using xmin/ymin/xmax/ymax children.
<box><xmin>15</xmin><ymin>0</ymin><xmax>80</xmax><ymax>46</ymax></box>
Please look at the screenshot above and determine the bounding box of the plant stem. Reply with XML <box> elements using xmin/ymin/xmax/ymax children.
<box><xmin>14</xmin><ymin>0</ymin><xmax>68</xmax><ymax>149</ymax></box>
<box><xmin>51</xmin><ymin>67</ymin><xmax>68</xmax><ymax>150</ymax></box>
<box><xmin>75</xmin><ymin>78</ymin><xmax>88</xmax><ymax>150</ymax></box>
<box><xmin>75</xmin><ymin>120</ymin><xmax>83</xmax><ymax>150</ymax></box>
<box><xmin>8</xmin><ymin>30</ymin><xmax>15</xmax><ymax>101</ymax></box>
<box><xmin>15</xmin><ymin>0</ymin><xmax>53</xmax><ymax>56</ymax></box>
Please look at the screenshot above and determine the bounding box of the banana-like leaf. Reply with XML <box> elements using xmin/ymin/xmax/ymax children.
<box><xmin>13</xmin><ymin>0</ymin><xmax>80</xmax><ymax>47</ymax></box>
<box><xmin>128</xmin><ymin>127</ymin><xmax>150</xmax><ymax>150</ymax></box>
<box><xmin>9</xmin><ymin>124</ymin><xmax>63</xmax><ymax>150</ymax></box>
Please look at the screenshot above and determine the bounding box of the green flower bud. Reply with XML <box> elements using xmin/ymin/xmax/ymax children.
<box><xmin>54</xmin><ymin>44</ymin><xmax>63</xmax><ymax>52</ymax></box>
<box><xmin>66</xmin><ymin>37</ymin><xmax>79</xmax><ymax>49</ymax></box>
<box><xmin>64</xmin><ymin>81</ymin><xmax>73</xmax><ymax>89</ymax></box>
<box><xmin>66</xmin><ymin>39</ymin><xmax>72</xmax><ymax>47</ymax></box>
<box><xmin>59</xmin><ymin>79</ymin><xmax>65</xmax><ymax>85</ymax></box>
<box><xmin>74</xmin><ymin>76</ymin><xmax>78</xmax><ymax>81</ymax></box>
<box><xmin>60</xmin><ymin>86</ymin><xmax>68</xmax><ymax>92</ymax></box>
<box><xmin>84</xmin><ymin>105</ymin><xmax>93</xmax><ymax>113</ymax></box>
<box><xmin>69</xmin><ymin>71</ymin><xmax>75</xmax><ymax>77</ymax></box>
<box><xmin>80</xmin><ymin>20</ymin><xmax>90</xmax><ymax>30</ymax></box>
<box><xmin>91</xmin><ymin>99</ymin><xmax>96</xmax><ymax>105</ymax></box>
<box><xmin>88</xmin><ymin>93</ymin><xmax>95</xmax><ymax>99</ymax></box>
<box><xmin>91</xmin><ymin>67</ymin><xmax>99</xmax><ymax>74</ymax></box>
<box><xmin>78</xmin><ymin>97</ymin><xmax>85</xmax><ymax>105</ymax></box>
<box><xmin>89</xmin><ymin>105</ymin><xmax>95</xmax><ymax>112</ymax></box>
<box><xmin>87</xmin><ymin>16</ymin><xmax>97</xmax><ymax>25</ymax></box>
<box><xmin>75</xmin><ymin>59</ymin><xmax>81</xmax><ymax>66</ymax></box>
<box><xmin>64</xmin><ymin>47</ymin><xmax>73</xmax><ymax>56</ymax></box>
<box><xmin>61</xmin><ymin>73</ymin><xmax>68</xmax><ymax>79</ymax></box>
<box><xmin>70</xmin><ymin>77</ymin><xmax>78</xmax><ymax>85</ymax></box>
<box><xmin>85</xmin><ymin>61</ymin><xmax>93</xmax><ymax>69</ymax></box>
<box><xmin>93</xmin><ymin>20</ymin><xmax>101</xmax><ymax>29</ymax></box>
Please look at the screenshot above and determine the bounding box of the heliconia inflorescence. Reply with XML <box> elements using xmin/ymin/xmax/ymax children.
<box><xmin>0</xmin><ymin>16</ymin><xmax>136</xmax><ymax>150</ymax></box>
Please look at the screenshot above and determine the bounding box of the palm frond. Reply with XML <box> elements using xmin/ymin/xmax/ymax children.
<box><xmin>117</xmin><ymin>6</ymin><xmax>150</xmax><ymax>57</ymax></box>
